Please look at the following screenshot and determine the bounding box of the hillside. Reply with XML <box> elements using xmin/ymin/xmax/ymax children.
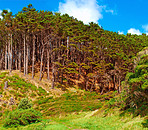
<box><xmin>0</xmin><ymin>49</ymin><xmax>148</xmax><ymax>130</ymax></box>
<box><xmin>1</xmin><ymin>46</ymin><xmax>148</xmax><ymax>129</ymax></box>
<box><xmin>0</xmin><ymin>70</ymin><xmax>147</xmax><ymax>129</ymax></box>
<box><xmin>0</xmin><ymin>4</ymin><xmax>148</xmax><ymax>130</ymax></box>
<box><xmin>0</xmin><ymin>70</ymin><xmax>101</xmax><ymax>115</ymax></box>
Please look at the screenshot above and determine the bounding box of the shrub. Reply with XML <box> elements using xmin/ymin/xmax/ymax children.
<box><xmin>18</xmin><ymin>98</ymin><xmax>32</xmax><ymax>110</ymax></box>
<box><xmin>3</xmin><ymin>98</ymin><xmax>42</xmax><ymax>128</ymax></box>
<box><xmin>120</xmin><ymin>52</ymin><xmax>148</xmax><ymax>117</ymax></box>
<box><xmin>3</xmin><ymin>108</ymin><xmax>42</xmax><ymax>127</ymax></box>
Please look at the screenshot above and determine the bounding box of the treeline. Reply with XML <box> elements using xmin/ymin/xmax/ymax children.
<box><xmin>0</xmin><ymin>4</ymin><xmax>148</xmax><ymax>93</ymax></box>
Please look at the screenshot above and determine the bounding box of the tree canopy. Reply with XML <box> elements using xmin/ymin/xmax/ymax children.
<box><xmin>0</xmin><ymin>4</ymin><xmax>148</xmax><ymax>94</ymax></box>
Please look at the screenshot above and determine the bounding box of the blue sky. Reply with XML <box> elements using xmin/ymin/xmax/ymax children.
<box><xmin>0</xmin><ymin>0</ymin><xmax>148</xmax><ymax>35</ymax></box>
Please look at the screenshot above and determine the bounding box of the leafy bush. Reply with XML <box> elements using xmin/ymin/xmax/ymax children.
<box><xmin>3</xmin><ymin>108</ymin><xmax>42</xmax><ymax>127</ymax></box>
<box><xmin>3</xmin><ymin>98</ymin><xmax>42</xmax><ymax>128</ymax></box>
<box><xmin>120</xmin><ymin>52</ymin><xmax>148</xmax><ymax>117</ymax></box>
<box><xmin>18</xmin><ymin>98</ymin><xmax>32</xmax><ymax>110</ymax></box>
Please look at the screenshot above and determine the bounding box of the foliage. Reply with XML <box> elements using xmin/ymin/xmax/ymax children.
<box><xmin>37</xmin><ymin>87</ymin><xmax>47</xmax><ymax>96</ymax></box>
<box><xmin>0</xmin><ymin>72</ymin><xmax>8</xmax><ymax>79</ymax></box>
<box><xmin>3</xmin><ymin>108</ymin><xmax>42</xmax><ymax>127</ymax></box>
<box><xmin>0</xmin><ymin>4</ymin><xmax>148</xmax><ymax>93</ymax></box>
<box><xmin>3</xmin><ymin>98</ymin><xmax>42</xmax><ymax>128</ymax></box>
<box><xmin>120</xmin><ymin>48</ymin><xmax>148</xmax><ymax>117</ymax></box>
<box><xmin>18</xmin><ymin>98</ymin><xmax>32</xmax><ymax>110</ymax></box>
<box><xmin>35</xmin><ymin>91</ymin><xmax>102</xmax><ymax>116</ymax></box>
<box><xmin>142</xmin><ymin>117</ymin><xmax>148</xmax><ymax>128</ymax></box>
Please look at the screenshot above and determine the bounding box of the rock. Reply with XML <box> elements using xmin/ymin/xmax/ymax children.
<box><xmin>9</xmin><ymin>97</ymin><xmax>15</xmax><ymax>105</ymax></box>
<box><xmin>4</xmin><ymin>101</ymin><xmax>8</xmax><ymax>104</ymax></box>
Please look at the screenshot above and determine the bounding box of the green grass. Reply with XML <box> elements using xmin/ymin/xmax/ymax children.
<box><xmin>0</xmin><ymin>111</ymin><xmax>146</xmax><ymax>130</ymax></box>
<box><xmin>49</xmin><ymin>110</ymin><xmax>147</xmax><ymax>130</ymax></box>
<box><xmin>34</xmin><ymin>91</ymin><xmax>103</xmax><ymax>116</ymax></box>
<box><xmin>0</xmin><ymin>71</ymin><xmax>147</xmax><ymax>130</ymax></box>
<box><xmin>0</xmin><ymin>72</ymin><xmax>8</xmax><ymax>79</ymax></box>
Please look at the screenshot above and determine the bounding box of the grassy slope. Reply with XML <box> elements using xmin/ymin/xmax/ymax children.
<box><xmin>0</xmin><ymin>71</ymin><xmax>147</xmax><ymax>130</ymax></box>
<box><xmin>0</xmin><ymin>111</ymin><xmax>146</xmax><ymax>130</ymax></box>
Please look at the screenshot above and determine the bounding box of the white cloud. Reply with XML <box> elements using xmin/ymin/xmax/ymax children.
<box><xmin>118</xmin><ymin>31</ymin><xmax>124</xmax><ymax>34</ymax></box>
<box><xmin>105</xmin><ymin>9</ymin><xmax>114</xmax><ymax>14</ymax></box>
<box><xmin>142</xmin><ymin>24</ymin><xmax>148</xmax><ymax>32</ymax></box>
<box><xmin>127</xmin><ymin>28</ymin><xmax>142</xmax><ymax>35</ymax></box>
<box><xmin>59</xmin><ymin>0</ymin><xmax>114</xmax><ymax>24</ymax></box>
<box><xmin>0</xmin><ymin>10</ymin><xmax>2</xmax><ymax>19</ymax></box>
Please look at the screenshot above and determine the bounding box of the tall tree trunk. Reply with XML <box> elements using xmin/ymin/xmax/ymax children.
<box><xmin>8</xmin><ymin>37</ymin><xmax>10</xmax><ymax>71</ymax></box>
<box><xmin>5</xmin><ymin>44</ymin><xmax>8</xmax><ymax>70</ymax></box>
<box><xmin>18</xmin><ymin>40</ymin><xmax>21</xmax><ymax>72</ymax></box>
<box><xmin>39</xmin><ymin>44</ymin><xmax>44</xmax><ymax>81</ymax></box>
<box><xmin>51</xmin><ymin>63</ymin><xmax>55</xmax><ymax>89</ymax></box>
<box><xmin>57</xmin><ymin>40</ymin><xmax>61</xmax><ymax>82</ymax></box>
<box><xmin>15</xmin><ymin>43</ymin><xmax>18</xmax><ymax>70</ymax></box>
<box><xmin>51</xmin><ymin>43</ymin><xmax>55</xmax><ymax>89</ymax></box>
<box><xmin>60</xmin><ymin>55</ymin><xmax>64</xmax><ymax>84</ymax></box>
<box><xmin>90</xmin><ymin>76</ymin><xmax>96</xmax><ymax>92</ymax></box>
<box><xmin>47</xmin><ymin>42</ymin><xmax>50</xmax><ymax>81</ymax></box>
<box><xmin>78</xmin><ymin>43</ymin><xmax>81</xmax><ymax>80</ymax></box>
<box><xmin>10</xmin><ymin>34</ymin><xmax>12</xmax><ymax>73</ymax></box>
<box><xmin>26</xmin><ymin>42</ymin><xmax>28</xmax><ymax>75</ymax></box>
<box><xmin>67</xmin><ymin>36</ymin><xmax>69</xmax><ymax>60</ymax></box>
<box><xmin>113</xmin><ymin>74</ymin><xmax>116</xmax><ymax>90</ymax></box>
<box><xmin>0</xmin><ymin>52</ymin><xmax>4</xmax><ymax>70</ymax></box>
<box><xmin>118</xmin><ymin>77</ymin><xmax>121</xmax><ymax>93</ymax></box>
<box><xmin>32</xmin><ymin>35</ymin><xmax>35</xmax><ymax>79</ymax></box>
<box><xmin>24</xmin><ymin>34</ymin><xmax>26</xmax><ymax>76</ymax></box>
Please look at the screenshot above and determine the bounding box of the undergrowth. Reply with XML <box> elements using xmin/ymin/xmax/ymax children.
<box><xmin>0</xmin><ymin>69</ymin><xmax>147</xmax><ymax>129</ymax></box>
<box><xmin>34</xmin><ymin>91</ymin><xmax>104</xmax><ymax>116</ymax></box>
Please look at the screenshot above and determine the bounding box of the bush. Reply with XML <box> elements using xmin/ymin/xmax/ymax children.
<box><xmin>120</xmin><ymin>52</ymin><xmax>148</xmax><ymax>117</ymax></box>
<box><xmin>18</xmin><ymin>98</ymin><xmax>32</xmax><ymax>110</ymax></box>
<box><xmin>3</xmin><ymin>108</ymin><xmax>42</xmax><ymax>127</ymax></box>
<box><xmin>3</xmin><ymin>98</ymin><xmax>42</xmax><ymax>128</ymax></box>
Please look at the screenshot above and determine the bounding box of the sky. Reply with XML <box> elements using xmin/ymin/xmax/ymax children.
<box><xmin>0</xmin><ymin>0</ymin><xmax>148</xmax><ymax>35</ymax></box>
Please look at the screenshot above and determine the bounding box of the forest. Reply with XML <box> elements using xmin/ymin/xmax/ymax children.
<box><xmin>0</xmin><ymin>4</ymin><xmax>148</xmax><ymax>92</ymax></box>
<box><xmin>0</xmin><ymin>4</ymin><xmax>147</xmax><ymax>129</ymax></box>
